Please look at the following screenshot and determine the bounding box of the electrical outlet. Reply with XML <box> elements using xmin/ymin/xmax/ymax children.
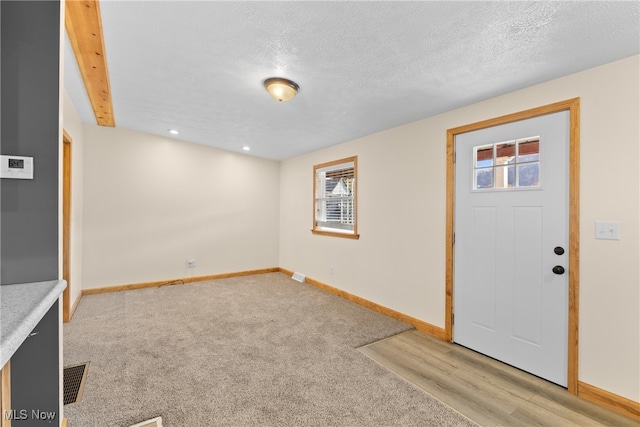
<box><xmin>187</xmin><ymin>258</ymin><xmax>196</xmax><ymax>268</ymax></box>
<box><xmin>330</xmin><ymin>265</ymin><xmax>334</xmax><ymax>275</ymax></box>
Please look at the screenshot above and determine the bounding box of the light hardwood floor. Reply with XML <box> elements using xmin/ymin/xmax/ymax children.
<box><xmin>360</xmin><ymin>330</ymin><xmax>637</xmax><ymax>427</ymax></box>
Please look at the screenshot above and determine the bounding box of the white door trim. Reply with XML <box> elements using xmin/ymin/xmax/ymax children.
<box><xmin>445</xmin><ymin>98</ymin><xmax>580</xmax><ymax>394</ymax></box>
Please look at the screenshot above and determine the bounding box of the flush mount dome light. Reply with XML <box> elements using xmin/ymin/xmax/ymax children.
<box><xmin>264</xmin><ymin>77</ymin><xmax>299</xmax><ymax>102</ymax></box>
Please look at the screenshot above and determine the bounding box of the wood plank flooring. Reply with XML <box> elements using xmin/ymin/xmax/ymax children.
<box><xmin>359</xmin><ymin>330</ymin><xmax>637</xmax><ymax>427</ymax></box>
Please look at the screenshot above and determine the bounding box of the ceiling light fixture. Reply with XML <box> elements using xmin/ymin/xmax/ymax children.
<box><xmin>168</xmin><ymin>129</ymin><xmax>179</xmax><ymax>135</ymax></box>
<box><xmin>242</xmin><ymin>146</ymin><xmax>251</xmax><ymax>151</ymax></box>
<box><xmin>263</xmin><ymin>77</ymin><xmax>300</xmax><ymax>102</ymax></box>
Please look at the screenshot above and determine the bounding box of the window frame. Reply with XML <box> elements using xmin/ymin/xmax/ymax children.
<box><xmin>312</xmin><ymin>156</ymin><xmax>359</xmax><ymax>239</ymax></box>
<box><xmin>472</xmin><ymin>137</ymin><xmax>541</xmax><ymax>191</ymax></box>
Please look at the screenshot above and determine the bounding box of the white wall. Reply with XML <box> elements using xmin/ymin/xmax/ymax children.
<box><xmin>279</xmin><ymin>55</ymin><xmax>640</xmax><ymax>401</ymax></box>
<box><xmin>62</xmin><ymin>90</ymin><xmax>84</xmax><ymax>309</ymax></box>
<box><xmin>81</xmin><ymin>126</ymin><xmax>280</xmax><ymax>288</ymax></box>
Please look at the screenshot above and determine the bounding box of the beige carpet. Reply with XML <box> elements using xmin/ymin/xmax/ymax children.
<box><xmin>64</xmin><ymin>273</ymin><xmax>477</xmax><ymax>426</ymax></box>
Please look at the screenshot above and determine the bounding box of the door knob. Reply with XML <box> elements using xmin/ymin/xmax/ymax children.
<box><xmin>552</xmin><ymin>265</ymin><xmax>565</xmax><ymax>275</ymax></box>
<box><xmin>554</xmin><ymin>246</ymin><xmax>565</xmax><ymax>255</ymax></box>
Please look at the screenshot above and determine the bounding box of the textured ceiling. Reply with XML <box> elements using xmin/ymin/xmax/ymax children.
<box><xmin>64</xmin><ymin>1</ymin><xmax>640</xmax><ymax>160</ymax></box>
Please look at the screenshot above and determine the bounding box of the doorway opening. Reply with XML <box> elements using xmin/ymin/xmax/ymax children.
<box><xmin>63</xmin><ymin>130</ymin><xmax>72</xmax><ymax>323</ymax></box>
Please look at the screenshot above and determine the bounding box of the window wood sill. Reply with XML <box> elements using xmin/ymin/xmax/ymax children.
<box><xmin>311</xmin><ymin>229</ymin><xmax>360</xmax><ymax>240</ymax></box>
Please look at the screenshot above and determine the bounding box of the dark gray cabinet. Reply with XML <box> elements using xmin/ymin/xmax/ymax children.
<box><xmin>10</xmin><ymin>301</ymin><xmax>59</xmax><ymax>425</ymax></box>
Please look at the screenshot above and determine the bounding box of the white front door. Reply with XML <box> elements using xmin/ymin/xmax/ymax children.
<box><xmin>454</xmin><ymin>111</ymin><xmax>569</xmax><ymax>387</ymax></box>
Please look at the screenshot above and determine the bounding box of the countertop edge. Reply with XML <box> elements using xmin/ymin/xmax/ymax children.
<box><xmin>0</xmin><ymin>280</ymin><xmax>67</xmax><ymax>367</ymax></box>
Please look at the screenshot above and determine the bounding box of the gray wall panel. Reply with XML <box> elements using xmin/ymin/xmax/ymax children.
<box><xmin>1</xmin><ymin>0</ymin><xmax>60</xmax><ymax>284</ymax></box>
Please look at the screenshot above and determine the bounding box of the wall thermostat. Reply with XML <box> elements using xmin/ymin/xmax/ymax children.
<box><xmin>1</xmin><ymin>155</ymin><xmax>34</xmax><ymax>179</ymax></box>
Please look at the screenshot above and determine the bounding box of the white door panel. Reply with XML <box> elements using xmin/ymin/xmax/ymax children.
<box><xmin>454</xmin><ymin>111</ymin><xmax>569</xmax><ymax>386</ymax></box>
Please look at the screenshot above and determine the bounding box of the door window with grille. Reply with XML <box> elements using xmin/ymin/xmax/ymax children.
<box><xmin>474</xmin><ymin>137</ymin><xmax>540</xmax><ymax>190</ymax></box>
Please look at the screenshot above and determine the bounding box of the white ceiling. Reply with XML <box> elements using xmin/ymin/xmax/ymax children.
<box><xmin>64</xmin><ymin>1</ymin><xmax>640</xmax><ymax>160</ymax></box>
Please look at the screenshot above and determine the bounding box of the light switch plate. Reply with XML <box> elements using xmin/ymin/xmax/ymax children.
<box><xmin>595</xmin><ymin>221</ymin><xmax>620</xmax><ymax>240</ymax></box>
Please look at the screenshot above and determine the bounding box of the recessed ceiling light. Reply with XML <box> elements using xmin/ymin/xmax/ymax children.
<box><xmin>168</xmin><ymin>129</ymin><xmax>179</xmax><ymax>135</ymax></box>
<box><xmin>242</xmin><ymin>146</ymin><xmax>251</xmax><ymax>151</ymax></box>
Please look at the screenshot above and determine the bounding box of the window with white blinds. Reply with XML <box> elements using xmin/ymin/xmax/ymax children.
<box><xmin>313</xmin><ymin>156</ymin><xmax>359</xmax><ymax>239</ymax></box>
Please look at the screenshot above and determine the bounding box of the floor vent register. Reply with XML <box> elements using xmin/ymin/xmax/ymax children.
<box><xmin>63</xmin><ymin>362</ymin><xmax>90</xmax><ymax>405</ymax></box>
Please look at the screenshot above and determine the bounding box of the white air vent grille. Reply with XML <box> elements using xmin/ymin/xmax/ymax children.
<box><xmin>129</xmin><ymin>417</ymin><xmax>163</xmax><ymax>427</ymax></box>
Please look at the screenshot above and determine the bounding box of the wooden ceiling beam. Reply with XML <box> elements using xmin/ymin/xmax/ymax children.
<box><xmin>65</xmin><ymin>0</ymin><xmax>115</xmax><ymax>127</ymax></box>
